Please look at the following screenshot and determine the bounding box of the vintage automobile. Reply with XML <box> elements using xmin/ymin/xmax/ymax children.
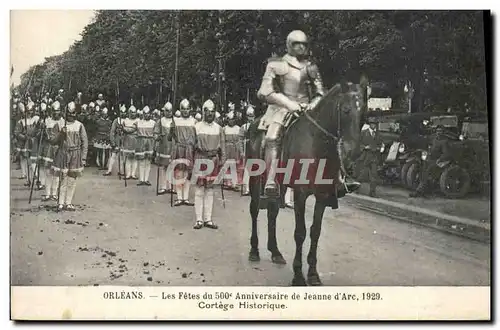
<box><xmin>405</xmin><ymin>114</ymin><xmax>460</xmax><ymax>191</ymax></box>
<box><xmin>438</xmin><ymin>117</ymin><xmax>490</xmax><ymax>198</ymax></box>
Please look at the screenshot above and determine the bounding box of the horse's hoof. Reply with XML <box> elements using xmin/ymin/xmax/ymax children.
<box><xmin>271</xmin><ymin>254</ymin><xmax>287</xmax><ymax>265</ymax></box>
<box><xmin>291</xmin><ymin>277</ymin><xmax>307</xmax><ymax>286</ymax></box>
<box><xmin>307</xmin><ymin>275</ymin><xmax>323</xmax><ymax>286</ymax></box>
<box><xmin>248</xmin><ymin>250</ymin><xmax>260</xmax><ymax>262</ymax></box>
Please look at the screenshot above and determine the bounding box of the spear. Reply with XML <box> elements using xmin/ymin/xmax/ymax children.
<box><xmin>23</xmin><ymin>67</ymin><xmax>37</xmax><ymax>184</ymax></box>
<box><xmin>168</xmin><ymin>11</ymin><xmax>181</xmax><ymax>207</ymax></box>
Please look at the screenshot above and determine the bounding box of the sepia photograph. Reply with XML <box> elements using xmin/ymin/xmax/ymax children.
<box><xmin>9</xmin><ymin>8</ymin><xmax>491</xmax><ymax>320</ymax></box>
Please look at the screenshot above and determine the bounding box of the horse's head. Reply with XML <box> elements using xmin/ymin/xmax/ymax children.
<box><xmin>314</xmin><ymin>76</ymin><xmax>368</xmax><ymax>168</ymax></box>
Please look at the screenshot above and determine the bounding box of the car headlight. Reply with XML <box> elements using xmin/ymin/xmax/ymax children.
<box><xmin>459</xmin><ymin>134</ymin><xmax>464</xmax><ymax>141</ymax></box>
<box><xmin>398</xmin><ymin>143</ymin><xmax>405</xmax><ymax>153</ymax></box>
<box><xmin>421</xmin><ymin>151</ymin><xmax>428</xmax><ymax>160</ymax></box>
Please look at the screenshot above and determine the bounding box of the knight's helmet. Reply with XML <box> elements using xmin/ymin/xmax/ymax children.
<box><xmin>286</xmin><ymin>30</ymin><xmax>308</xmax><ymax>56</ymax></box>
<box><xmin>52</xmin><ymin>101</ymin><xmax>61</xmax><ymax>111</ymax></box>
<box><xmin>129</xmin><ymin>105</ymin><xmax>137</xmax><ymax>114</ymax></box>
<box><xmin>120</xmin><ymin>105</ymin><xmax>127</xmax><ymax>116</ymax></box>
<box><xmin>246</xmin><ymin>106</ymin><xmax>255</xmax><ymax>118</ymax></box>
<box><xmin>102</xmin><ymin>107</ymin><xmax>108</xmax><ymax>116</ymax></box>
<box><xmin>163</xmin><ymin>102</ymin><xmax>173</xmax><ymax>112</ymax></box>
<box><xmin>228</xmin><ymin>102</ymin><xmax>235</xmax><ymax>112</ymax></box>
<box><xmin>202</xmin><ymin>99</ymin><xmax>215</xmax><ymax>112</ymax></box>
<box><xmin>174</xmin><ymin>110</ymin><xmax>181</xmax><ymax>117</ymax></box>
<box><xmin>89</xmin><ymin>102</ymin><xmax>95</xmax><ymax>109</ymax></box>
<box><xmin>67</xmin><ymin>101</ymin><xmax>76</xmax><ymax>117</ymax></box>
<box><xmin>143</xmin><ymin>106</ymin><xmax>150</xmax><ymax>117</ymax></box>
<box><xmin>180</xmin><ymin>99</ymin><xmax>190</xmax><ymax>116</ymax></box>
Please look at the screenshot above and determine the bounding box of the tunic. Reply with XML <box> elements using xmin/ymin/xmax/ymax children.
<box><xmin>121</xmin><ymin>118</ymin><xmax>138</xmax><ymax>157</ymax></box>
<box><xmin>39</xmin><ymin>117</ymin><xmax>59</xmax><ymax>166</ymax></box>
<box><xmin>153</xmin><ymin>117</ymin><xmax>174</xmax><ymax>167</ymax></box>
<box><xmin>14</xmin><ymin>116</ymin><xmax>39</xmax><ymax>159</ymax></box>
<box><xmin>193</xmin><ymin>121</ymin><xmax>226</xmax><ymax>184</ymax></box>
<box><xmin>171</xmin><ymin>116</ymin><xmax>197</xmax><ymax>167</ymax></box>
<box><xmin>51</xmin><ymin>120</ymin><xmax>88</xmax><ymax>177</ymax></box>
<box><xmin>109</xmin><ymin>118</ymin><xmax>123</xmax><ymax>152</ymax></box>
<box><xmin>135</xmin><ymin>119</ymin><xmax>156</xmax><ymax>159</ymax></box>
<box><xmin>94</xmin><ymin>118</ymin><xmax>112</xmax><ymax>149</ymax></box>
<box><xmin>223</xmin><ymin>125</ymin><xmax>241</xmax><ymax>164</ymax></box>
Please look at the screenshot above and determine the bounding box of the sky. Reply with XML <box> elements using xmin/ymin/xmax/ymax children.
<box><xmin>9</xmin><ymin>10</ymin><xmax>96</xmax><ymax>86</ymax></box>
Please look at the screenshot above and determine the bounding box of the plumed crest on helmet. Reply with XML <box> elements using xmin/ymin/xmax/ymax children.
<box><xmin>180</xmin><ymin>99</ymin><xmax>190</xmax><ymax>110</ymax></box>
<box><xmin>163</xmin><ymin>102</ymin><xmax>173</xmax><ymax>111</ymax></box>
<box><xmin>202</xmin><ymin>99</ymin><xmax>215</xmax><ymax>111</ymax></box>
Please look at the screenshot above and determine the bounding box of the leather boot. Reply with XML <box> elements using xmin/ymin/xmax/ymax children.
<box><xmin>264</xmin><ymin>141</ymin><xmax>280</xmax><ymax>197</ymax></box>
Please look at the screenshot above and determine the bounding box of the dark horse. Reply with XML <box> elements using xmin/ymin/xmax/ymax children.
<box><xmin>246</xmin><ymin>78</ymin><xmax>367</xmax><ymax>286</ymax></box>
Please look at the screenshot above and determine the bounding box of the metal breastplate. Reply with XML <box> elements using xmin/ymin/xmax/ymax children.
<box><xmin>278</xmin><ymin>64</ymin><xmax>310</xmax><ymax>103</ymax></box>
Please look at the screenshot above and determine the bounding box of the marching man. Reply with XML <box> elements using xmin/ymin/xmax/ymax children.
<box><xmin>170</xmin><ymin>99</ymin><xmax>196</xmax><ymax>206</ymax></box>
<box><xmin>222</xmin><ymin>111</ymin><xmax>240</xmax><ymax>191</ymax></box>
<box><xmin>135</xmin><ymin>106</ymin><xmax>156</xmax><ymax>186</ymax></box>
<box><xmin>51</xmin><ymin>101</ymin><xmax>88</xmax><ymax>211</ymax></box>
<box><xmin>121</xmin><ymin>105</ymin><xmax>139</xmax><ymax>180</ymax></box>
<box><xmin>192</xmin><ymin>99</ymin><xmax>225</xmax><ymax>230</ymax></box>
<box><xmin>41</xmin><ymin>101</ymin><xmax>64</xmax><ymax>201</ymax></box>
<box><xmin>94</xmin><ymin>107</ymin><xmax>112</xmax><ymax>170</ymax></box>
<box><xmin>238</xmin><ymin>105</ymin><xmax>256</xmax><ymax>195</ymax></box>
<box><xmin>105</xmin><ymin>105</ymin><xmax>127</xmax><ymax>176</ymax></box>
<box><xmin>154</xmin><ymin>102</ymin><xmax>175</xmax><ymax>194</ymax></box>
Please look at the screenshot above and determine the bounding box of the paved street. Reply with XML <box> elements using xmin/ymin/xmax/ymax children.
<box><xmin>10</xmin><ymin>166</ymin><xmax>490</xmax><ymax>287</ymax></box>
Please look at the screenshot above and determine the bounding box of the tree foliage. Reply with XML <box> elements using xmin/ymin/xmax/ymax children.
<box><xmin>17</xmin><ymin>10</ymin><xmax>488</xmax><ymax>113</ymax></box>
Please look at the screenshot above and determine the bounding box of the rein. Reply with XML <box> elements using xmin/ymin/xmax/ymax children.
<box><xmin>301</xmin><ymin>102</ymin><xmax>340</xmax><ymax>142</ymax></box>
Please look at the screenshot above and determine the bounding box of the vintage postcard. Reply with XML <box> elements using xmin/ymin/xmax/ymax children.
<box><xmin>9</xmin><ymin>8</ymin><xmax>491</xmax><ymax>321</ymax></box>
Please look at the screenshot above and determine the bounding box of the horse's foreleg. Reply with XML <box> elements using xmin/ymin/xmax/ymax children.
<box><xmin>249</xmin><ymin>182</ymin><xmax>260</xmax><ymax>262</ymax></box>
<box><xmin>292</xmin><ymin>191</ymin><xmax>307</xmax><ymax>286</ymax></box>
<box><xmin>267</xmin><ymin>201</ymin><xmax>286</xmax><ymax>264</ymax></box>
<box><xmin>307</xmin><ymin>199</ymin><xmax>327</xmax><ymax>286</ymax></box>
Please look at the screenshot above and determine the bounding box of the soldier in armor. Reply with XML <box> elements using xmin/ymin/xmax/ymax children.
<box><xmin>257</xmin><ymin>30</ymin><xmax>360</xmax><ymax>197</ymax></box>
<box><xmin>43</xmin><ymin>101</ymin><xmax>65</xmax><ymax>200</ymax></box>
<box><xmin>94</xmin><ymin>107</ymin><xmax>113</xmax><ymax>170</ymax></box>
<box><xmin>222</xmin><ymin>111</ymin><xmax>241</xmax><ymax>191</ymax></box>
<box><xmin>192</xmin><ymin>99</ymin><xmax>225</xmax><ymax>230</ymax></box>
<box><xmin>14</xmin><ymin>103</ymin><xmax>30</xmax><ymax>181</ymax></box>
<box><xmin>170</xmin><ymin>99</ymin><xmax>196</xmax><ymax>206</ymax></box>
<box><xmin>105</xmin><ymin>105</ymin><xmax>128</xmax><ymax>176</ymax></box>
<box><xmin>50</xmin><ymin>101</ymin><xmax>88</xmax><ymax>211</ymax></box>
<box><xmin>121</xmin><ymin>105</ymin><xmax>139</xmax><ymax>179</ymax></box>
<box><xmin>154</xmin><ymin>102</ymin><xmax>175</xmax><ymax>194</ymax></box>
<box><xmin>135</xmin><ymin>106</ymin><xmax>156</xmax><ymax>186</ymax></box>
<box><xmin>238</xmin><ymin>105</ymin><xmax>256</xmax><ymax>195</ymax></box>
